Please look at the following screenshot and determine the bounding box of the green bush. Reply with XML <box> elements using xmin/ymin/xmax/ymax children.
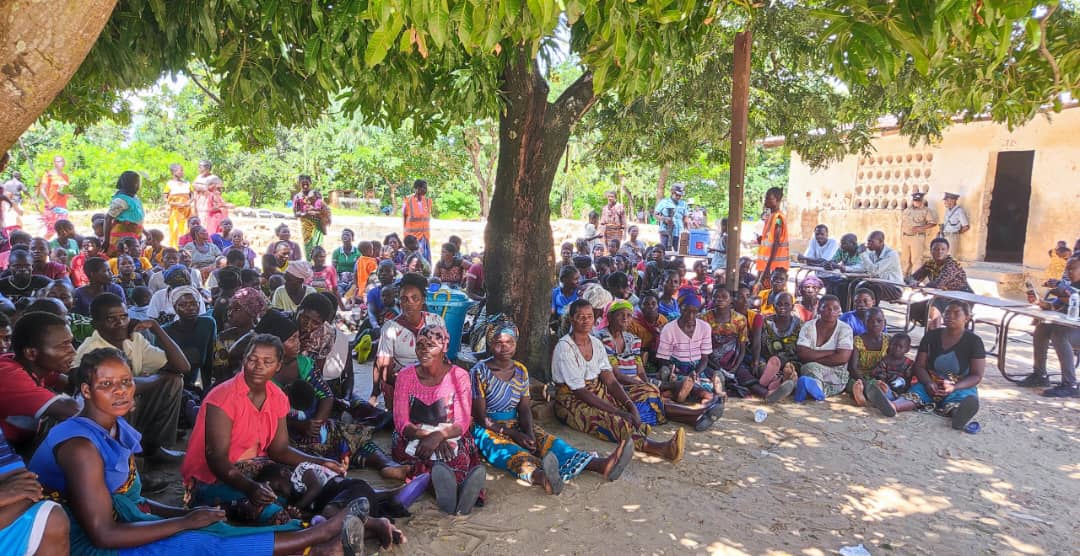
<box><xmin>434</xmin><ymin>188</ymin><xmax>480</xmax><ymax>220</ymax></box>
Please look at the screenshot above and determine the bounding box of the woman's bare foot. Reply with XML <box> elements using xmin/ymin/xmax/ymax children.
<box><xmin>852</xmin><ymin>379</ymin><xmax>866</xmax><ymax>406</ymax></box>
<box><xmin>365</xmin><ymin>517</ymin><xmax>406</xmax><ymax>551</ymax></box>
<box><xmin>379</xmin><ymin>464</ymin><xmax>411</xmax><ymax>482</ymax></box>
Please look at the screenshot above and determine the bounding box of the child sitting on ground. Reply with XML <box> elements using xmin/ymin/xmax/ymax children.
<box><xmin>863</xmin><ymin>332</ymin><xmax>915</xmax><ymax>407</ymax></box>
<box><xmin>255</xmin><ymin>462</ymin><xmax>424</xmax><ymax>521</ymax></box>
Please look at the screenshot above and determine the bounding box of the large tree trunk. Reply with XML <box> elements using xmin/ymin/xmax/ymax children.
<box><xmin>0</xmin><ymin>0</ymin><xmax>119</xmax><ymax>153</ymax></box>
<box><xmin>484</xmin><ymin>50</ymin><xmax>595</xmax><ymax>382</ymax></box>
<box><xmin>655</xmin><ymin>162</ymin><xmax>671</xmax><ymax>207</ymax></box>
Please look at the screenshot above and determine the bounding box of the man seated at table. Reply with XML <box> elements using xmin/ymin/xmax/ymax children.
<box><xmin>0</xmin><ymin>313</ymin><xmax>80</xmax><ymax>452</ymax></box>
<box><xmin>847</xmin><ymin>231</ymin><xmax>903</xmax><ymax>302</ymax></box>
<box><xmin>1018</xmin><ymin>256</ymin><xmax>1080</xmax><ymax>398</ymax></box>
<box><xmin>820</xmin><ymin>233</ymin><xmax>862</xmax><ymax>308</ymax></box>
<box><xmin>73</xmin><ymin>293</ymin><xmax>192</xmax><ymax>461</ymax></box>
<box><xmin>797</xmin><ymin>225</ymin><xmax>839</xmax><ymax>267</ymax></box>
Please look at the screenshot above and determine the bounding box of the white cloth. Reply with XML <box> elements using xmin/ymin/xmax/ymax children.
<box><xmin>290</xmin><ymin>461</ymin><xmax>340</xmax><ymax>494</ymax></box>
<box><xmin>943</xmin><ymin>206</ymin><xmax>969</xmax><ymax>233</ymax></box>
<box><xmin>375</xmin><ymin>312</ymin><xmax>446</xmax><ymax>373</ymax></box>
<box><xmin>796</xmin><ymin>318</ymin><xmax>854</xmax><ymax>352</ymax></box>
<box><xmin>270</xmin><ymin>285</ymin><xmax>316</xmax><ymax>312</ymax></box>
<box><xmin>583</xmin><ymin>223</ymin><xmax>600</xmax><ymax>251</ymax></box>
<box><xmin>803</xmin><ymin>238</ymin><xmax>839</xmax><ymax>262</ymax></box>
<box><xmin>147</xmin><ymin>288</ymin><xmax>207</xmax><ymax>320</ymax></box>
<box><xmin>167</xmin><ymin>179</ymin><xmax>191</xmax><ymax>195</ymax></box>
<box><xmin>551</xmin><ymin>334</ymin><xmax>611</xmax><ymax>390</ymax></box>
<box><xmin>321</xmin><ymin>327</ymin><xmax>352</xmax><ymax>381</ymax></box>
<box><xmin>74</xmin><ymin>330</ymin><xmax>169</xmax><ymax>377</ymax></box>
<box><xmin>856</xmin><ymin>246</ymin><xmax>903</xmax><ymax>283</ymax></box>
<box><xmin>147</xmin><ymin>268</ymin><xmax>203</xmax><ymax>293</ymax></box>
<box><xmin>168</xmin><ymin>285</ymin><xmax>201</xmax><ymax>307</ymax></box>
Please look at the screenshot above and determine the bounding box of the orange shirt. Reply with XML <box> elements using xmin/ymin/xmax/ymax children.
<box><xmin>355</xmin><ymin>256</ymin><xmax>378</xmax><ymax>292</ymax></box>
<box><xmin>756</xmin><ymin>209</ymin><xmax>789</xmax><ymax>274</ymax></box>
<box><xmin>403</xmin><ymin>195</ymin><xmax>432</xmax><ymax>241</ymax></box>
<box><xmin>40</xmin><ymin>171</ymin><xmax>70</xmax><ymax>208</ymax></box>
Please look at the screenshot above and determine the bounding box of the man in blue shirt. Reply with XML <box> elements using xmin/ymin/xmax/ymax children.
<box><xmin>653</xmin><ymin>183</ymin><xmax>689</xmax><ymax>251</ymax></box>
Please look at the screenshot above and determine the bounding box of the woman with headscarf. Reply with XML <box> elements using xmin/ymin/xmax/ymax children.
<box><xmin>471</xmin><ymin>321</ymin><xmax>633</xmax><ymax>495</ymax></box>
<box><xmin>793</xmin><ymin>274</ymin><xmax>824</xmax><ymax>322</ymax></box>
<box><xmin>702</xmin><ymin>288</ymin><xmax>748</xmax><ymax>390</ymax></box>
<box><xmin>392</xmin><ymin>323</ymin><xmax>486</xmax><ymax>515</ymax></box>
<box><xmin>271</xmin><ymin>261</ymin><xmax>316</xmax><ymax>312</ymax></box>
<box><xmin>212</xmin><ymin>287</ymin><xmax>268</xmax><ymax>385</ymax></box>
<box><xmin>103</xmin><ymin>171</ymin><xmax>146</xmax><ymax>257</ymax></box>
<box><xmin>372</xmin><ymin>273</ymin><xmax>445</xmax><ymax>410</ymax></box>
<box><xmin>553</xmin><ymin>299</ymin><xmax>686</xmax><ymax>464</ymax></box>
<box><xmin>162</xmin><ymin>285</ymin><xmax>218</xmax><ymax>393</ymax></box>
<box><xmin>146</xmin><ymin>264</ymin><xmax>207</xmax><ymax>324</ymax></box>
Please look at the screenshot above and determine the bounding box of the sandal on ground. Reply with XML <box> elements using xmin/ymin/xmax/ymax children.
<box><xmin>1016</xmin><ymin>373</ymin><xmax>1050</xmax><ymax>388</ymax></box>
<box><xmin>765</xmin><ymin>380</ymin><xmax>795</xmax><ymax>404</ymax></box>
<box><xmin>865</xmin><ymin>384</ymin><xmax>896</xmax><ymax>417</ymax></box>
<box><xmin>706</xmin><ymin>396</ymin><xmax>726</xmax><ymax>420</ymax></box>
<box><xmin>951</xmin><ymin>397</ymin><xmax>979</xmax><ymax>430</ymax></box>
<box><xmin>455</xmin><ymin>465</ymin><xmax>486</xmax><ymax>515</ymax></box>
<box><xmin>669</xmin><ymin>428</ymin><xmax>686</xmax><ymax>464</ymax></box>
<box><xmin>541</xmin><ymin>452</ymin><xmax>564</xmax><ymax>495</ymax></box>
<box><xmin>341</xmin><ymin>515</ymin><xmax>365</xmax><ymax>556</ymax></box>
<box><xmin>431</xmin><ymin>462</ymin><xmax>457</xmax><ymax>514</ymax></box>
<box><xmin>606</xmin><ymin>439</ymin><xmax>634</xmax><ymax>482</ymax></box>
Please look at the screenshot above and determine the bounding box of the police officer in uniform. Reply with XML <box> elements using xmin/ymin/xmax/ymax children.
<box><xmin>900</xmin><ymin>191</ymin><xmax>937</xmax><ymax>277</ymax></box>
<box><xmin>941</xmin><ymin>192</ymin><xmax>970</xmax><ymax>257</ymax></box>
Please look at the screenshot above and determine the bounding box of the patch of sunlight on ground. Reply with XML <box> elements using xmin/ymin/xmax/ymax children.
<box><xmin>944</xmin><ymin>458</ymin><xmax>996</xmax><ymax>475</ymax></box>
<box><xmin>979</xmin><ymin>487</ymin><xmax>1020</xmax><ymax>510</ymax></box>
<box><xmin>842</xmin><ymin>484</ymin><xmax>952</xmax><ymax>521</ymax></box>
<box><xmin>995</xmin><ymin>533</ymin><xmax>1046</xmax><ymax>555</ymax></box>
<box><xmin>1060</xmin><ymin>463</ymin><xmax>1080</xmax><ymax>479</ymax></box>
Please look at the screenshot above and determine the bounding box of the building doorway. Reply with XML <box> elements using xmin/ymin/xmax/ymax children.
<box><xmin>984</xmin><ymin>150</ymin><xmax>1034</xmax><ymax>263</ymax></box>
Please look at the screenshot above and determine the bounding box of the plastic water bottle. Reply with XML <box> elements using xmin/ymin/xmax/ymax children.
<box><xmin>1068</xmin><ymin>288</ymin><xmax>1080</xmax><ymax>321</ymax></box>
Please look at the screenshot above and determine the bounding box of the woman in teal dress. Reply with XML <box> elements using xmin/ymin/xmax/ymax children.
<box><xmin>28</xmin><ymin>347</ymin><xmax>403</xmax><ymax>556</ymax></box>
<box><xmin>470</xmin><ymin>322</ymin><xmax>633</xmax><ymax>494</ymax></box>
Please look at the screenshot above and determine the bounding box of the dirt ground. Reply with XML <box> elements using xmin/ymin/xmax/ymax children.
<box><xmin>84</xmin><ymin>211</ymin><xmax>1078</xmax><ymax>556</ymax></box>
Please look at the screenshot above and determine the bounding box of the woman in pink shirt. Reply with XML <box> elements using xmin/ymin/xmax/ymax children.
<box><xmin>392</xmin><ymin>323</ymin><xmax>486</xmax><ymax>516</ymax></box>
<box><xmin>181</xmin><ymin>334</ymin><xmax>350</xmax><ymax>525</ymax></box>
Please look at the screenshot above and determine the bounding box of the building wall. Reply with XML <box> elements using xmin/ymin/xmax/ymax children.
<box><xmin>786</xmin><ymin>107</ymin><xmax>1080</xmax><ymax>271</ymax></box>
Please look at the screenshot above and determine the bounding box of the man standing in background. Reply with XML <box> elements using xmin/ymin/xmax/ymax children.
<box><xmin>755</xmin><ymin>187</ymin><xmax>789</xmax><ymax>289</ymax></box>
<box><xmin>654</xmin><ymin>183</ymin><xmax>689</xmax><ymax>251</ymax></box>
<box><xmin>403</xmin><ymin>178</ymin><xmax>433</xmax><ymax>262</ymax></box>
<box><xmin>941</xmin><ymin>192</ymin><xmax>970</xmax><ymax>258</ymax></box>
<box><xmin>900</xmin><ymin>191</ymin><xmax>937</xmax><ymax>277</ymax></box>
<box><xmin>600</xmin><ymin>190</ymin><xmax>626</xmax><ymax>243</ymax></box>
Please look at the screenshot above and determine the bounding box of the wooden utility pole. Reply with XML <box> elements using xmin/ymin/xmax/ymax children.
<box><xmin>725</xmin><ymin>30</ymin><xmax>752</xmax><ymax>290</ymax></box>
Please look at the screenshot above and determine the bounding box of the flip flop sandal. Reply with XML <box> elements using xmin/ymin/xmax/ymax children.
<box><xmin>607</xmin><ymin>441</ymin><xmax>634</xmax><ymax>482</ymax></box>
<box><xmin>455</xmin><ymin>466</ymin><xmax>486</xmax><ymax>515</ymax></box>
<box><xmin>951</xmin><ymin>397</ymin><xmax>979</xmax><ymax>430</ymax></box>
<box><xmin>694</xmin><ymin>407</ymin><xmax>719</xmax><ymax>431</ymax></box>
<box><xmin>865</xmin><ymin>384</ymin><xmax>896</xmax><ymax>417</ymax></box>
<box><xmin>706</xmin><ymin>396</ymin><xmax>726</xmax><ymax>420</ymax></box>
<box><xmin>341</xmin><ymin>515</ymin><xmax>366</xmax><ymax>556</ymax></box>
<box><xmin>669</xmin><ymin>428</ymin><xmax>686</xmax><ymax>464</ymax></box>
<box><xmin>541</xmin><ymin>452</ymin><xmax>564</xmax><ymax>495</ymax></box>
<box><xmin>765</xmin><ymin>380</ymin><xmax>795</xmax><ymax>404</ymax></box>
<box><xmin>431</xmin><ymin>462</ymin><xmax>458</xmax><ymax>514</ymax></box>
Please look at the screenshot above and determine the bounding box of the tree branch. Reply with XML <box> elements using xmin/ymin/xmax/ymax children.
<box><xmin>189</xmin><ymin>71</ymin><xmax>222</xmax><ymax>105</ymax></box>
<box><xmin>548</xmin><ymin>71</ymin><xmax>597</xmax><ymax>131</ymax></box>
<box><xmin>1037</xmin><ymin>3</ymin><xmax>1061</xmax><ymax>89</ymax></box>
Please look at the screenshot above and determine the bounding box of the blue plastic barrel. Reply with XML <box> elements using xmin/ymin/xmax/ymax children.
<box><xmin>687</xmin><ymin>229</ymin><xmax>710</xmax><ymax>256</ymax></box>
<box><xmin>426</xmin><ymin>287</ymin><xmax>474</xmax><ymax>359</ymax></box>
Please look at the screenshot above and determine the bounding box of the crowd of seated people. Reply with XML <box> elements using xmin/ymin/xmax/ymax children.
<box><xmin>0</xmin><ymin>167</ymin><xmax>1076</xmax><ymax>554</ymax></box>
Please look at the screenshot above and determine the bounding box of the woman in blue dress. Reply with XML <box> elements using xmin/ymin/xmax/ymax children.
<box><xmin>470</xmin><ymin>322</ymin><xmax>633</xmax><ymax>494</ymax></box>
<box><xmin>28</xmin><ymin>347</ymin><xmax>404</xmax><ymax>556</ymax></box>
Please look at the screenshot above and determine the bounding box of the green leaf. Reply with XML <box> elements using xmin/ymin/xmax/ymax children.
<box><xmin>365</xmin><ymin>13</ymin><xmax>403</xmax><ymax>67</ymax></box>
